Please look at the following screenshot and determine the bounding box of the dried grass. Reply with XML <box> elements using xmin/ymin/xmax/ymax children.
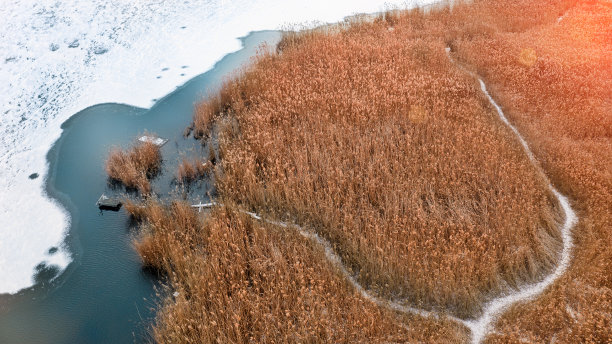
<box><xmin>445</xmin><ymin>0</ymin><xmax>611</xmax><ymax>342</ymax></box>
<box><xmin>176</xmin><ymin>157</ymin><xmax>211</xmax><ymax>183</ymax></box>
<box><xmin>105</xmin><ymin>140</ymin><xmax>161</xmax><ymax>194</ymax></box>
<box><xmin>134</xmin><ymin>0</ymin><xmax>610</xmax><ymax>341</ymax></box>
<box><xmin>134</xmin><ymin>203</ymin><xmax>468</xmax><ymax>343</ymax></box>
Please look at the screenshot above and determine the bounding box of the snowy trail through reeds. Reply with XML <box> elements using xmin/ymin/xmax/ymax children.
<box><xmin>459</xmin><ymin>72</ymin><xmax>578</xmax><ymax>343</ymax></box>
<box><xmin>196</xmin><ymin>49</ymin><xmax>577</xmax><ymax>343</ymax></box>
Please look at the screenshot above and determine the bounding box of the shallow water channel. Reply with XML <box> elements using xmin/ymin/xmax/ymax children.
<box><xmin>0</xmin><ymin>30</ymin><xmax>280</xmax><ymax>344</ymax></box>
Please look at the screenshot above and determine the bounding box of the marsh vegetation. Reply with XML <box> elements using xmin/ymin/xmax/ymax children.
<box><xmin>108</xmin><ymin>0</ymin><xmax>611</xmax><ymax>342</ymax></box>
<box><xmin>106</xmin><ymin>140</ymin><xmax>162</xmax><ymax>195</ymax></box>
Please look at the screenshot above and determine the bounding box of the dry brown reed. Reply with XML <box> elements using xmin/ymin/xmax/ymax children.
<box><xmin>176</xmin><ymin>157</ymin><xmax>211</xmax><ymax>183</ymax></box>
<box><xmin>192</xmin><ymin>80</ymin><xmax>243</xmax><ymax>140</ymax></box>
<box><xmin>195</xmin><ymin>3</ymin><xmax>563</xmax><ymax>317</ymax></box>
<box><xmin>123</xmin><ymin>198</ymin><xmax>148</xmax><ymax>220</ymax></box>
<box><xmin>183</xmin><ymin>123</ymin><xmax>194</xmax><ymax>138</ymax></box>
<box><xmin>443</xmin><ymin>0</ymin><xmax>611</xmax><ymax>342</ymax></box>
<box><xmin>105</xmin><ymin>140</ymin><xmax>161</xmax><ymax>194</ymax></box>
<box><xmin>134</xmin><ymin>203</ymin><xmax>468</xmax><ymax>342</ymax></box>
<box><xmin>133</xmin><ymin>0</ymin><xmax>610</xmax><ymax>342</ymax></box>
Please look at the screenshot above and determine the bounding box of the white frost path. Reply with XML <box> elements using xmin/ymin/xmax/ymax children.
<box><xmin>215</xmin><ymin>52</ymin><xmax>578</xmax><ymax>343</ymax></box>
<box><xmin>193</xmin><ymin>204</ymin><xmax>464</xmax><ymax>324</ymax></box>
<box><xmin>243</xmin><ymin>212</ymin><xmax>464</xmax><ymax>322</ymax></box>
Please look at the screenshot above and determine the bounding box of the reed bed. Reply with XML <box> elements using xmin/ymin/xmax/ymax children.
<box><xmin>105</xmin><ymin>140</ymin><xmax>161</xmax><ymax>194</ymax></box>
<box><xmin>126</xmin><ymin>0</ymin><xmax>610</xmax><ymax>342</ymax></box>
<box><xmin>443</xmin><ymin>0</ymin><xmax>611</xmax><ymax>342</ymax></box>
<box><xmin>194</xmin><ymin>5</ymin><xmax>562</xmax><ymax>318</ymax></box>
<box><xmin>133</xmin><ymin>202</ymin><xmax>468</xmax><ymax>343</ymax></box>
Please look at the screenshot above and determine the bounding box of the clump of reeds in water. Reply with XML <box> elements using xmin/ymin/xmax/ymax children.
<box><xmin>192</xmin><ymin>80</ymin><xmax>240</xmax><ymax>140</ymax></box>
<box><xmin>132</xmin><ymin>201</ymin><xmax>200</xmax><ymax>271</ymax></box>
<box><xmin>105</xmin><ymin>140</ymin><xmax>161</xmax><ymax>195</ymax></box>
<box><xmin>123</xmin><ymin>198</ymin><xmax>149</xmax><ymax>221</ymax></box>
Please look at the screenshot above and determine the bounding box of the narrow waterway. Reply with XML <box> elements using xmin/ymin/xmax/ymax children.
<box><xmin>0</xmin><ymin>30</ymin><xmax>280</xmax><ymax>344</ymax></box>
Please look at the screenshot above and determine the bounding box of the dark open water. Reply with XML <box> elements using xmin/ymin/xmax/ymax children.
<box><xmin>0</xmin><ymin>30</ymin><xmax>280</xmax><ymax>344</ymax></box>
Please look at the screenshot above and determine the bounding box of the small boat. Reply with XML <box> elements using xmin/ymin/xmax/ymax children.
<box><xmin>96</xmin><ymin>194</ymin><xmax>122</xmax><ymax>211</ymax></box>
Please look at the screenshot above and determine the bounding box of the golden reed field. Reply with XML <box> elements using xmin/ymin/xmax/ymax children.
<box><xmin>205</xmin><ymin>4</ymin><xmax>566</xmax><ymax>320</ymax></box>
<box><xmin>111</xmin><ymin>0</ymin><xmax>610</xmax><ymax>342</ymax></box>
<box><xmin>448</xmin><ymin>1</ymin><xmax>611</xmax><ymax>342</ymax></box>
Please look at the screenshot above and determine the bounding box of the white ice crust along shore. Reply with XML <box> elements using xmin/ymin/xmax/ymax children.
<box><xmin>0</xmin><ymin>0</ymin><xmax>437</xmax><ymax>294</ymax></box>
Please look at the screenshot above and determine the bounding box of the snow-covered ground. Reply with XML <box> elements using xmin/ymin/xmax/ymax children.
<box><xmin>0</xmin><ymin>0</ymin><xmax>437</xmax><ymax>295</ymax></box>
